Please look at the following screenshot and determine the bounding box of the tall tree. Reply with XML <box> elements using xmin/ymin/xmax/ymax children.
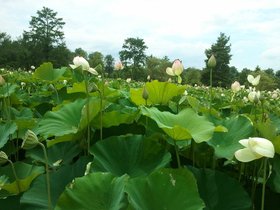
<box><xmin>23</xmin><ymin>7</ymin><xmax>65</xmax><ymax>65</ymax></box>
<box><xmin>201</xmin><ymin>33</ymin><xmax>232</xmax><ymax>87</ymax></box>
<box><xmin>145</xmin><ymin>55</ymin><xmax>172</xmax><ymax>81</ymax></box>
<box><xmin>119</xmin><ymin>37</ymin><xmax>148</xmax><ymax>80</ymax></box>
<box><xmin>104</xmin><ymin>54</ymin><xmax>115</xmax><ymax>75</ymax></box>
<box><xmin>88</xmin><ymin>51</ymin><xmax>104</xmax><ymax>68</ymax></box>
<box><xmin>74</xmin><ymin>48</ymin><xmax>88</xmax><ymax>58</ymax></box>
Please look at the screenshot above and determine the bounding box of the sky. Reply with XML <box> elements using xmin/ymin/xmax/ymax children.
<box><xmin>1</xmin><ymin>0</ymin><xmax>280</xmax><ymax>70</ymax></box>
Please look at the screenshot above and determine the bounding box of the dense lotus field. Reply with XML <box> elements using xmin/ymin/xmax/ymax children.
<box><xmin>0</xmin><ymin>60</ymin><xmax>280</xmax><ymax>210</ymax></box>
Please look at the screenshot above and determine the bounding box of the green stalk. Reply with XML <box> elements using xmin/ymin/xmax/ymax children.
<box><xmin>173</xmin><ymin>139</ymin><xmax>181</xmax><ymax>168</ymax></box>
<box><xmin>98</xmin><ymin>90</ymin><xmax>103</xmax><ymax>141</ymax></box>
<box><xmin>84</xmin><ymin>74</ymin><xmax>91</xmax><ymax>153</ymax></box>
<box><xmin>261</xmin><ymin>158</ymin><xmax>267</xmax><ymax>210</ymax></box>
<box><xmin>39</xmin><ymin>143</ymin><xmax>52</xmax><ymax>210</ymax></box>
<box><xmin>209</xmin><ymin>67</ymin><xmax>213</xmax><ymax>111</ymax></box>
<box><xmin>8</xmin><ymin>160</ymin><xmax>21</xmax><ymax>193</ymax></box>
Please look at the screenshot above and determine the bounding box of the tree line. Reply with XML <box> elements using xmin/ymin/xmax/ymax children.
<box><xmin>1</xmin><ymin>7</ymin><xmax>280</xmax><ymax>89</ymax></box>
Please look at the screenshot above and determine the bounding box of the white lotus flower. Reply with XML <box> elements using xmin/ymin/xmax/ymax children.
<box><xmin>247</xmin><ymin>74</ymin><xmax>260</xmax><ymax>86</ymax></box>
<box><xmin>70</xmin><ymin>56</ymin><xmax>98</xmax><ymax>75</ymax></box>
<box><xmin>235</xmin><ymin>137</ymin><xmax>275</xmax><ymax>162</ymax></box>
<box><xmin>166</xmin><ymin>59</ymin><xmax>183</xmax><ymax>76</ymax></box>
<box><xmin>114</xmin><ymin>61</ymin><xmax>124</xmax><ymax>71</ymax></box>
<box><xmin>231</xmin><ymin>81</ymin><xmax>241</xmax><ymax>93</ymax></box>
<box><xmin>248</xmin><ymin>90</ymin><xmax>261</xmax><ymax>103</ymax></box>
<box><xmin>70</xmin><ymin>56</ymin><xmax>90</xmax><ymax>70</ymax></box>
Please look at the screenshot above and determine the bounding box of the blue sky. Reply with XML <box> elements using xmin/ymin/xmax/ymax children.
<box><xmin>1</xmin><ymin>0</ymin><xmax>280</xmax><ymax>70</ymax></box>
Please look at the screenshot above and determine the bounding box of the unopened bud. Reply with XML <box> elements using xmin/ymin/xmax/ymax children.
<box><xmin>21</xmin><ymin>130</ymin><xmax>39</xmax><ymax>150</ymax></box>
<box><xmin>0</xmin><ymin>75</ymin><xmax>5</xmax><ymax>86</ymax></box>
<box><xmin>142</xmin><ymin>86</ymin><xmax>149</xmax><ymax>101</ymax></box>
<box><xmin>0</xmin><ymin>151</ymin><xmax>8</xmax><ymax>164</ymax></box>
<box><xmin>207</xmin><ymin>54</ymin><xmax>216</xmax><ymax>68</ymax></box>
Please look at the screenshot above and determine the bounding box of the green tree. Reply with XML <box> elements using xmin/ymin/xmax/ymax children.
<box><xmin>74</xmin><ymin>48</ymin><xmax>88</xmax><ymax>58</ymax></box>
<box><xmin>119</xmin><ymin>37</ymin><xmax>148</xmax><ymax>80</ymax></box>
<box><xmin>23</xmin><ymin>7</ymin><xmax>65</xmax><ymax>65</ymax></box>
<box><xmin>104</xmin><ymin>54</ymin><xmax>115</xmax><ymax>75</ymax></box>
<box><xmin>88</xmin><ymin>51</ymin><xmax>104</xmax><ymax>68</ymax></box>
<box><xmin>146</xmin><ymin>55</ymin><xmax>172</xmax><ymax>81</ymax></box>
<box><xmin>0</xmin><ymin>32</ymin><xmax>29</xmax><ymax>69</ymax></box>
<box><xmin>184</xmin><ymin>68</ymin><xmax>202</xmax><ymax>85</ymax></box>
<box><xmin>201</xmin><ymin>33</ymin><xmax>232</xmax><ymax>87</ymax></box>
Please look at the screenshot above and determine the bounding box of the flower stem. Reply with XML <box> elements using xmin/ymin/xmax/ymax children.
<box><xmin>98</xmin><ymin>90</ymin><xmax>103</xmax><ymax>141</ymax></box>
<box><xmin>39</xmin><ymin>143</ymin><xmax>52</xmax><ymax>210</ymax></box>
<box><xmin>209</xmin><ymin>67</ymin><xmax>213</xmax><ymax>111</ymax></box>
<box><xmin>173</xmin><ymin>139</ymin><xmax>181</xmax><ymax>168</ymax></box>
<box><xmin>8</xmin><ymin>160</ymin><xmax>21</xmax><ymax>193</ymax></box>
<box><xmin>84</xmin><ymin>74</ymin><xmax>91</xmax><ymax>153</ymax></box>
<box><xmin>261</xmin><ymin>158</ymin><xmax>267</xmax><ymax>210</ymax></box>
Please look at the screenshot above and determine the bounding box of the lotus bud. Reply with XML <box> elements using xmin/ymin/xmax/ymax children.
<box><xmin>147</xmin><ymin>75</ymin><xmax>151</xmax><ymax>81</ymax></box>
<box><xmin>172</xmin><ymin>59</ymin><xmax>184</xmax><ymax>76</ymax></box>
<box><xmin>71</xmin><ymin>56</ymin><xmax>90</xmax><ymax>70</ymax></box>
<box><xmin>21</xmin><ymin>130</ymin><xmax>39</xmax><ymax>150</ymax></box>
<box><xmin>31</xmin><ymin>65</ymin><xmax>35</xmax><ymax>70</ymax></box>
<box><xmin>207</xmin><ymin>54</ymin><xmax>216</xmax><ymax>68</ymax></box>
<box><xmin>0</xmin><ymin>151</ymin><xmax>8</xmax><ymax>164</ymax></box>
<box><xmin>126</xmin><ymin>78</ymin><xmax>131</xmax><ymax>83</ymax></box>
<box><xmin>142</xmin><ymin>85</ymin><xmax>149</xmax><ymax>101</ymax></box>
<box><xmin>0</xmin><ymin>75</ymin><xmax>5</xmax><ymax>86</ymax></box>
<box><xmin>231</xmin><ymin>81</ymin><xmax>241</xmax><ymax>93</ymax></box>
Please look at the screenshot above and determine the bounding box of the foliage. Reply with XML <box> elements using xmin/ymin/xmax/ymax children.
<box><xmin>1</xmin><ymin>64</ymin><xmax>280</xmax><ymax>209</ymax></box>
<box><xmin>201</xmin><ymin>33</ymin><xmax>232</xmax><ymax>87</ymax></box>
<box><xmin>119</xmin><ymin>37</ymin><xmax>148</xmax><ymax>80</ymax></box>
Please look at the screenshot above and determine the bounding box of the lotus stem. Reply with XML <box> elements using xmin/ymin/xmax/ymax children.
<box><xmin>7</xmin><ymin>159</ymin><xmax>21</xmax><ymax>193</ymax></box>
<box><xmin>209</xmin><ymin>67</ymin><xmax>213</xmax><ymax>111</ymax></box>
<box><xmin>84</xmin><ymin>74</ymin><xmax>91</xmax><ymax>153</ymax></box>
<box><xmin>98</xmin><ymin>90</ymin><xmax>103</xmax><ymax>141</ymax></box>
<box><xmin>39</xmin><ymin>142</ymin><xmax>52</xmax><ymax>210</ymax></box>
<box><xmin>173</xmin><ymin>139</ymin><xmax>181</xmax><ymax>168</ymax></box>
<box><xmin>261</xmin><ymin>158</ymin><xmax>267</xmax><ymax>210</ymax></box>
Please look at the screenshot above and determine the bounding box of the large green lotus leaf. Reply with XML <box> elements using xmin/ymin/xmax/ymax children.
<box><xmin>79</xmin><ymin>97</ymin><xmax>102</xmax><ymax>130</ymax></box>
<box><xmin>126</xmin><ymin>168</ymin><xmax>205</xmax><ymax>210</ymax></box>
<box><xmin>90</xmin><ymin>134</ymin><xmax>171</xmax><ymax>177</ymax></box>
<box><xmin>0</xmin><ymin>122</ymin><xmax>17</xmax><ymax>149</ymax></box>
<box><xmin>55</xmin><ymin>173</ymin><xmax>128</xmax><ymax>210</ymax></box>
<box><xmin>208</xmin><ymin>115</ymin><xmax>254</xmax><ymax>160</ymax></box>
<box><xmin>189</xmin><ymin>167</ymin><xmax>251</xmax><ymax>210</ymax></box>
<box><xmin>67</xmin><ymin>81</ymin><xmax>87</xmax><ymax>94</ymax></box>
<box><xmin>130</xmin><ymin>80</ymin><xmax>186</xmax><ymax>106</ymax></box>
<box><xmin>26</xmin><ymin>141</ymin><xmax>81</xmax><ymax>167</ymax></box>
<box><xmin>0</xmin><ymin>83</ymin><xmax>17</xmax><ymax>98</ymax></box>
<box><xmin>20</xmin><ymin>156</ymin><xmax>90</xmax><ymax>210</ymax></box>
<box><xmin>268</xmin><ymin>154</ymin><xmax>280</xmax><ymax>193</ymax></box>
<box><xmin>33</xmin><ymin>62</ymin><xmax>66</xmax><ymax>82</ymax></box>
<box><xmin>37</xmin><ymin>99</ymin><xmax>86</xmax><ymax>138</ymax></box>
<box><xmin>0</xmin><ymin>162</ymin><xmax>44</xmax><ymax>194</ymax></box>
<box><xmin>92</xmin><ymin>103</ymin><xmax>139</xmax><ymax>128</ymax></box>
<box><xmin>141</xmin><ymin>107</ymin><xmax>215</xmax><ymax>142</ymax></box>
